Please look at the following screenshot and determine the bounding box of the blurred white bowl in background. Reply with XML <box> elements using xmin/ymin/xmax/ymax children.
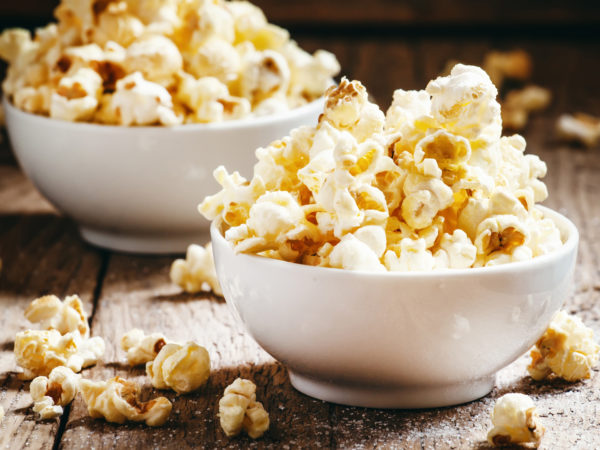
<box><xmin>4</xmin><ymin>98</ymin><xmax>324</xmax><ymax>254</ymax></box>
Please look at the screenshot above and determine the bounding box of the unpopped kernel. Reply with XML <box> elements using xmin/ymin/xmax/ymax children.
<box><xmin>528</xmin><ymin>310</ymin><xmax>600</xmax><ymax>382</ymax></box>
<box><xmin>487</xmin><ymin>393</ymin><xmax>544</xmax><ymax>447</ymax></box>
<box><xmin>79</xmin><ymin>376</ymin><xmax>172</xmax><ymax>427</ymax></box>
<box><xmin>0</xmin><ymin>0</ymin><xmax>339</xmax><ymax>125</ymax></box>
<box><xmin>218</xmin><ymin>378</ymin><xmax>269</xmax><ymax>439</ymax></box>
<box><xmin>30</xmin><ymin>366</ymin><xmax>80</xmax><ymax>419</ymax></box>
<box><xmin>146</xmin><ymin>342</ymin><xmax>210</xmax><ymax>394</ymax></box>
<box><xmin>170</xmin><ymin>243</ymin><xmax>222</xmax><ymax>296</ymax></box>
<box><xmin>200</xmin><ymin>66</ymin><xmax>563</xmax><ymax>272</ymax></box>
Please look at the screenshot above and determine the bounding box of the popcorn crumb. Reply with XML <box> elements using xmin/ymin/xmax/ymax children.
<box><xmin>200</xmin><ymin>66</ymin><xmax>561</xmax><ymax>271</ymax></box>
<box><xmin>487</xmin><ymin>393</ymin><xmax>544</xmax><ymax>447</ymax></box>
<box><xmin>120</xmin><ymin>328</ymin><xmax>168</xmax><ymax>366</ymax></box>
<box><xmin>30</xmin><ymin>366</ymin><xmax>80</xmax><ymax>419</ymax></box>
<box><xmin>170</xmin><ymin>243</ymin><xmax>222</xmax><ymax>296</ymax></box>
<box><xmin>79</xmin><ymin>376</ymin><xmax>172</xmax><ymax>426</ymax></box>
<box><xmin>25</xmin><ymin>294</ymin><xmax>90</xmax><ymax>337</ymax></box>
<box><xmin>218</xmin><ymin>378</ymin><xmax>269</xmax><ymax>439</ymax></box>
<box><xmin>14</xmin><ymin>329</ymin><xmax>105</xmax><ymax>379</ymax></box>
<box><xmin>146</xmin><ymin>342</ymin><xmax>210</xmax><ymax>394</ymax></box>
<box><xmin>556</xmin><ymin>113</ymin><xmax>600</xmax><ymax>148</ymax></box>
<box><xmin>528</xmin><ymin>310</ymin><xmax>600</xmax><ymax>381</ymax></box>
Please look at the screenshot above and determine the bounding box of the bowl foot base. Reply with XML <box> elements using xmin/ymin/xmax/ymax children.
<box><xmin>80</xmin><ymin>226</ymin><xmax>209</xmax><ymax>254</ymax></box>
<box><xmin>288</xmin><ymin>371</ymin><xmax>495</xmax><ymax>409</ymax></box>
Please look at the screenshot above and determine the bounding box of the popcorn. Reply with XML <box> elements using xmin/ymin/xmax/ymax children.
<box><xmin>110</xmin><ymin>72</ymin><xmax>181</xmax><ymax>126</ymax></box>
<box><xmin>25</xmin><ymin>294</ymin><xmax>90</xmax><ymax>338</ymax></box>
<box><xmin>170</xmin><ymin>243</ymin><xmax>223</xmax><ymax>296</ymax></box>
<box><xmin>30</xmin><ymin>366</ymin><xmax>80</xmax><ymax>419</ymax></box>
<box><xmin>120</xmin><ymin>329</ymin><xmax>167</xmax><ymax>366</ymax></box>
<box><xmin>79</xmin><ymin>377</ymin><xmax>172</xmax><ymax>426</ymax></box>
<box><xmin>556</xmin><ymin>113</ymin><xmax>600</xmax><ymax>148</ymax></box>
<box><xmin>14</xmin><ymin>329</ymin><xmax>105</xmax><ymax>379</ymax></box>
<box><xmin>218</xmin><ymin>378</ymin><xmax>269</xmax><ymax>439</ymax></box>
<box><xmin>146</xmin><ymin>342</ymin><xmax>210</xmax><ymax>394</ymax></box>
<box><xmin>483</xmin><ymin>49</ymin><xmax>532</xmax><ymax>87</ymax></box>
<box><xmin>201</xmin><ymin>67</ymin><xmax>562</xmax><ymax>272</ymax></box>
<box><xmin>528</xmin><ymin>310</ymin><xmax>600</xmax><ymax>382</ymax></box>
<box><xmin>487</xmin><ymin>393</ymin><xmax>544</xmax><ymax>447</ymax></box>
<box><xmin>502</xmin><ymin>86</ymin><xmax>552</xmax><ymax>130</ymax></box>
<box><xmin>0</xmin><ymin>0</ymin><xmax>339</xmax><ymax>125</ymax></box>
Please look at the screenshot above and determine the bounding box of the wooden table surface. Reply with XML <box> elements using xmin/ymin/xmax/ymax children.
<box><xmin>1</xmin><ymin>31</ymin><xmax>600</xmax><ymax>449</ymax></box>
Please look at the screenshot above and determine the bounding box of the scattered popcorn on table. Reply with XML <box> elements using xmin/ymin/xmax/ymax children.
<box><xmin>120</xmin><ymin>328</ymin><xmax>168</xmax><ymax>366</ymax></box>
<box><xmin>0</xmin><ymin>0</ymin><xmax>339</xmax><ymax>125</ymax></box>
<box><xmin>170</xmin><ymin>243</ymin><xmax>222</xmax><ymax>296</ymax></box>
<box><xmin>146</xmin><ymin>342</ymin><xmax>210</xmax><ymax>394</ymax></box>
<box><xmin>14</xmin><ymin>329</ymin><xmax>105</xmax><ymax>379</ymax></box>
<box><xmin>483</xmin><ymin>49</ymin><xmax>532</xmax><ymax>88</ymax></box>
<box><xmin>218</xmin><ymin>378</ymin><xmax>269</xmax><ymax>439</ymax></box>
<box><xmin>25</xmin><ymin>294</ymin><xmax>90</xmax><ymax>337</ymax></box>
<box><xmin>556</xmin><ymin>113</ymin><xmax>600</xmax><ymax>148</ymax></box>
<box><xmin>502</xmin><ymin>86</ymin><xmax>552</xmax><ymax>131</ymax></box>
<box><xmin>199</xmin><ymin>66</ymin><xmax>563</xmax><ymax>272</ymax></box>
<box><xmin>79</xmin><ymin>377</ymin><xmax>172</xmax><ymax>427</ymax></box>
<box><xmin>487</xmin><ymin>393</ymin><xmax>544</xmax><ymax>447</ymax></box>
<box><xmin>528</xmin><ymin>310</ymin><xmax>600</xmax><ymax>382</ymax></box>
<box><xmin>30</xmin><ymin>366</ymin><xmax>80</xmax><ymax>419</ymax></box>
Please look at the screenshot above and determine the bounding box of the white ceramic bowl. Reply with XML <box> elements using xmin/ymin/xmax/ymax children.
<box><xmin>4</xmin><ymin>98</ymin><xmax>324</xmax><ymax>253</ymax></box>
<box><xmin>211</xmin><ymin>206</ymin><xmax>578</xmax><ymax>408</ymax></box>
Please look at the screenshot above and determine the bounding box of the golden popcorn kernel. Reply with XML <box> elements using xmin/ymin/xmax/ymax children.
<box><xmin>484</xmin><ymin>226</ymin><xmax>525</xmax><ymax>256</ymax></box>
<box><xmin>349</xmin><ymin>148</ymin><xmax>376</xmax><ymax>176</ymax></box>
<box><xmin>224</xmin><ymin>202</ymin><xmax>249</xmax><ymax>227</ymax></box>
<box><xmin>422</xmin><ymin>133</ymin><xmax>469</xmax><ymax>167</ymax></box>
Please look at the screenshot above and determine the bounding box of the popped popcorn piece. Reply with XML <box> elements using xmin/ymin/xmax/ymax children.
<box><xmin>146</xmin><ymin>342</ymin><xmax>210</xmax><ymax>394</ymax></box>
<box><xmin>170</xmin><ymin>243</ymin><xmax>222</xmax><ymax>296</ymax></box>
<box><xmin>483</xmin><ymin>49</ymin><xmax>532</xmax><ymax>87</ymax></box>
<box><xmin>14</xmin><ymin>329</ymin><xmax>105</xmax><ymax>379</ymax></box>
<box><xmin>502</xmin><ymin>86</ymin><xmax>552</xmax><ymax>131</ymax></box>
<box><xmin>556</xmin><ymin>113</ymin><xmax>600</xmax><ymax>148</ymax></box>
<box><xmin>120</xmin><ymin>329</ymin><xmax>167</xmax><ymax>366</ymax></box>
<box><xmin>528</xmin><ymin>310</ymin><xmax>600</xmax><ymax>382</ymax></box>
<box><xmin>111</xmin><ymin>72</ymin><xmax>181</xmax><ymax>126</ymax></box>
<box><xmin>218</xmin><ymin>378</ymin><xmax>269</xmax><ymax>439</ymax></box>
<box><xmin>79</xmin><ymin>377</ymin><xmax>172</xmax><ymax>427</ymax></box>
<box><xmin>24</xmin><ymin>294</ymin><xmax>90</xmax><ymax>338</ymax></box>
<box><xmin>30</xmin><ymin>366</ymin><xmax>79</xmax><ymax>419</ymax></box>
<box><xmin>487</xmin><ymin>393</ymin><xmax>544</xmax><ymax>447</ymax></box>
<box><xmin>201</xmin><ymin>67</ymin><xmax>562</xmax><ymax>272</ymax></box>
<box><xmin>0</xmin><ymin>0</ymin><xmax>340</xmax><ymax>124</ymax></box>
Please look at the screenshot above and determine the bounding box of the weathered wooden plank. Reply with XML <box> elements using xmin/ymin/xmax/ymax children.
<box><xmin>0</xmin><ymin>167</ymin><xmax>104</xmax><ymax>449</ymax></box>
<box><xmin>60</xmin><ymin>253</ymin><xmax>333</xmax><ymax>449</ymax></box>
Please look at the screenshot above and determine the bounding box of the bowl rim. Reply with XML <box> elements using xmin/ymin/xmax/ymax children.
<box><xmin>210</xmin><ymin>205</ymin><xmax>579</xmax><ymax>279</ymax></box>
<box><xmin>2</xmin><ymin>95</ymin><xmax>325</xmax><ymax>132</ymax></box>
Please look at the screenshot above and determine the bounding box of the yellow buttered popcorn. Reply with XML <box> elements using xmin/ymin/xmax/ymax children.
<box><xmin>14</xmin><ymin>329</ymin><xmax>105</xmax><ymax>379</ymax></box>
<box><xmin>528</xmin><ymin>310</ymin><xmax>600</xmax><ymax>382</ymax></box>
<box><xmin>200</xmin><ymin>65</ymin><xmax>562</xmax><ymax>272</ymax></box>
<box><xmin>218</xmin><ymin>378</ymin><xmax>269</xmax><ymax>439</ymax></box>
<box><xmin>25</xmin><ymin>294</ymin><xmax>90</xmax><ymax>338</ymax></box>
<box><xmin>170</xmin><ymin>243</ymin><xmax>222</xmax><ymax>296</ymax></box>
<box><xmin>30</xmin><ymin>366</ymin><xmax>80</xmax><ymax>419</ymax></box>
<box><xmin>79</xmin><ymin>377</ymin><xmax>172</xmax><ymax>427</ymax></box>
<box><xmin>120</xmin><ymin>328</ymin><xmax>168</xmax><ymax>366</ymax></box>
<box><xmin>0</xmin><ymin>0</ymin><xmax>339</xmax><ymax>125</ymax></box>
<box><xmin>146</xmin><ymin>342</ymin><xmax>210</xmax><ymax>394</ymax></box>
<box><xmin>487</xmin><ymin>393</ymin><xmax>544</xmax><ymax>447</ymax></box>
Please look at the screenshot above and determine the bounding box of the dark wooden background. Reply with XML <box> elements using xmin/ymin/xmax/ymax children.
<box><xmin>1</xmin><ymin>1</ymin><xmax>600</xmax><ymax>449</ymax></box>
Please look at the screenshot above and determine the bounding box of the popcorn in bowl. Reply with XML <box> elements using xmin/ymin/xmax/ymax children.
<box><xmin>200</xmin><ymin>65</ymin><xmax>563</xmax><ymax>271</ymax></box>
<box><xmin>0</xmin><ymin>0</ymin><xmax>340</xmax><ymax>125</ymax></box>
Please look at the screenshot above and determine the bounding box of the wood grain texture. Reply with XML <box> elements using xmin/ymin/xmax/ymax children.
<box><xmin>0</xmin><ymin>167</ymin><xmax>104</xmax><ymax>450</ymax></box>
<box><xmin>0</xmin><ymin>36</ymin><xmax>599</xmax><ymax>449</ymax></box>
